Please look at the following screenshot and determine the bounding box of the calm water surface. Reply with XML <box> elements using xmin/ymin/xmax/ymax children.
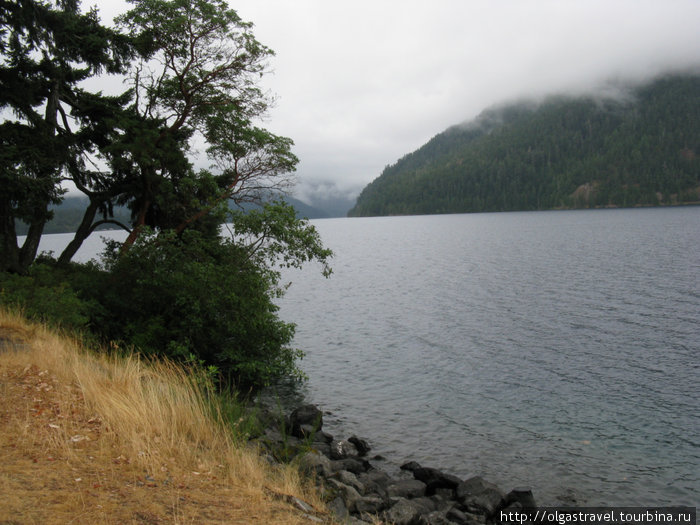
<box><xmin>272</xmin><ymin>207</ymin><xmax>699</xmax><ymax>508</ymax></box>
<box><xmin>35</xmin><ymin>207</ymin><xmax>699</xmax><ymax>507</ymax></box>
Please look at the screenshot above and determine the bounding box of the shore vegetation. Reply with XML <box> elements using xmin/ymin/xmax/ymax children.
<box><xmin>1</xmin><ymin>0</ymin><xmax>332</xmax><ymax>389</ymax></box>
<box><xmin>0</xmin><ymin>308</ymin><xmax>333</xmax><ymax>524</ymax></box>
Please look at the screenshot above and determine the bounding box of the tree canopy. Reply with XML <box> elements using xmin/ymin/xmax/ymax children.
<box><xmin>0</xmin><ymin>0</ymin><xmax>332</xmax><ymax>389</ymax></box>
<box><xmin>1</xmin><ymin>0</ymin><xmax>304</xmax><ymax>271</ymax></box>
<box><xmin>0</xmin><ymin>0</ymin><xmax>132</xmax><ymax>272</ymax></box>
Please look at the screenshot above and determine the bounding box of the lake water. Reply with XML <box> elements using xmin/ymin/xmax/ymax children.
<box><xmin>272</xmin><ymin>207</ymin><xmax>699</xmax><ymax>508</ymax></box>
<box><xmin>35</xmin><ymin>207</ymin><xmax>699</xmax><ymax>507</ymax></box>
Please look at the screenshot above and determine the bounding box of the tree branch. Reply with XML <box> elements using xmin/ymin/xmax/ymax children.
<box><xmin>89</xmin><ymin>219</ymin><xmax>132</xmax><ymax>235</ymax></box>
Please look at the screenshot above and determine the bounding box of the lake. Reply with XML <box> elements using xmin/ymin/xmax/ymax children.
<box><xmin>35</xmin><ymin>206</ymin><xmax>699</xmax><ymax>507</ymax></box>
<box><xmin>271</xmin><ymin>207</ymin><xmax>699</xmax><ymax>508</ymax></box>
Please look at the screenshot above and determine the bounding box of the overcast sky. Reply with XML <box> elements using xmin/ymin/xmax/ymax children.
<box><xmin>97</xmin><ymin>0</ymin><xmax>700</xmax><ymax>203</ymax></box>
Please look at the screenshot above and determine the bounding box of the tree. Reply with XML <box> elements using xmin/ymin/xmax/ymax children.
<box><xmin>0</xmin><ymin>0</ymin><xmax>131</xmax><ymax>273</ymax></box>
<box><xmin>2</xmin><ymin>0</ymin><xmax>333</xmax><ymax>389</ymax></box>
<box><xmin>102</xmin><ymin>0</ymin><xmax>297</xmax><ymax>251</ymax></box>
<box><xmin>2</xmin><ymin>0</ymin><xmax>301</xmax><ymax>269</ymax></box>
<box><xmin>84</xmin><ymin>201</ymin><xmax>331</xmax><ymax>389</ymax></box>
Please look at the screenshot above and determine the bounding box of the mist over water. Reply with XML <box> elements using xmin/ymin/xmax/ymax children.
<box><xmin>273</xmin><ymin>207</ymin><xmax>699</xmax><ymax>507</ymax></box>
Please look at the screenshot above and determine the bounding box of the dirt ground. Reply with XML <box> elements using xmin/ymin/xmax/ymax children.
<box><xmin>0</xmin><ymin>324</ymin><xmax>331</xmax><ymax>525</ymax></box>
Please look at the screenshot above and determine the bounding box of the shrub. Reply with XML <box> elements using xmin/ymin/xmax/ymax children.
<box><xmin>0</xmin><ymin>261</ymin><xmax>94</xmax><ymax>330</ymax></box>
<box><xmin>88</xmin><ymin>226</ymin><xmax>306</xmax><ymax>390</ymax></box>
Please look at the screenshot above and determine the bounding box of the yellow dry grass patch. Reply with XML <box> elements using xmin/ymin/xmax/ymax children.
<box><xmin>0</xmin><ymin>309</ymin><xmax>332</xmax><ymax>524</ymax></box>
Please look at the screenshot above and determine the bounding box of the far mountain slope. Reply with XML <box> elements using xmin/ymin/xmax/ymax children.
<box><xmin>349</xmin><ymin>74</ymin><xmax>700</xmax><ymax>216</ymax></box>
<box><xmin>16</xmin><ymin>194</ymin><xmax>331</xmax><ymax>236</ymax></box>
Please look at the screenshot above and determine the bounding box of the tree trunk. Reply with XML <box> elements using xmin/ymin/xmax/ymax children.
<box><xmin>0</xmin><ymin>196</ymin><xmax>48</xmax><ymax>274</ymax></box>
<box><xmin>121</xmin><ymin>199</ymin><xmax>150</xmax><ymax>252</ymax></box>
<box><xmin>19</xmin><ymin>219</ymin><xmax>46</xmax><ymax>271</ymax></box>
<box><xmin>58</xmin><ymin>199</ymin><xmax>100</xmax><ymax>265</ymax></box>
<box><xmin>0</xmin><ymin>198</ymin><xmax>22</xmax><ymax>274</ymax></box>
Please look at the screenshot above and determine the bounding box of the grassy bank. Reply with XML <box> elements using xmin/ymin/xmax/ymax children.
<box><xmin>0</xmin><ymin>309</ymin><xmax>332</xmax><ymax>524</ymax></box>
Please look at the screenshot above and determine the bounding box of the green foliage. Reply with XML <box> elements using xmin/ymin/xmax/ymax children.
<box><xmin>228</xmin><ymin>201</ymin><xmax>333</xmax><ymax>281</ymax></box>
<box><xmin>0</xmin><ymin>261</ymin><xmax>95</xmax><ymax>330</ymax></box>
<box><xmin>349</xmin><ymin>74</ymin><xmax>700</xmax><ymax>216</ymax></box>
<box><xmin>89</xmin><ymin>230</ymin><xmax>294</xmax><ymax>389</ymax></box>
<box><xmin>62</xmin><ymin>202</ymin><xmax>332</xmax><ymax>390</ymax></box>
<box><xmin>2</xmin><ymin>1</ymin><xmax>331</xmax><ymax>391</ymax></box>
<box><xmin>175</xmin><ymin>354</ymin><xmax>264</xmax><ymax>441</ymax></box>
<box><xmin>0</xmin><ymin>0</ymin><xmax>133</xmax><ymax>273</ymax></box>
<box><xmin>210</xmin><ymin>391</ymin><xmax>266</xmax><ymax>442</ymax></box>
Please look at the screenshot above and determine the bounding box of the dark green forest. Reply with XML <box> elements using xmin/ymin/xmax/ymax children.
<box><xmin>349</xmin><ymin>74</ymin><xmax>700</xmax><ymax>216</ymax></box>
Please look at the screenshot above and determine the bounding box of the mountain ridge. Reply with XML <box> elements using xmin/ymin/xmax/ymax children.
<box><xmin>15</xmin><ymin>193</ymin><xmax>341</xmax><ymax>236</ymax></box>
<box><xmin>349</xmin><ymin>74</ymin><xmax>700</xmax><ymax>217</ymax></box>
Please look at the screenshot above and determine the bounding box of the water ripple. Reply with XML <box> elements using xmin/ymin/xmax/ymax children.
<box><xmin>276</xmin><ymin>208</ymin><xmax>700</xmax><ymax>508</ymax></box>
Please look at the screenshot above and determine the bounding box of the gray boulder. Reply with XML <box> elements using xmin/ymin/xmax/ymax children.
<box><xmin>445</xmin><ymin>505</ymin><xmax>487</xmax><ymax>524</ymax></box>
<box><xmin>327</xmin><ymin>496</ymin><xmax>349</xmax><ymax>520</ymax></box>
<box><xmin>312</xmin><ymin>441</ymin><xmax>332</xmax><ymax>458</ymax></box>
<box><xmin>412</xmin><ymin>466</ymin><xmax>462</xmax><ymax>494</ymax></box>
<box><xmin>456</xmin><ymin>476</ymin><xmax>505</xmax><ymax>517</ymax></box>
<box><xmin>401</xmin><ymin>460</ymin><xmax>423</xmax><ymax>472</ymax></box>
<box><xmin>348</xmin><ymin>435</ymin><xmax>372</xmax><ymax>456</ymax></box>
<box><xmin>330</xmin><ymin>439</ymin><xmax>359</xmax><ymax>460</ymax></box>
<box><xmin>312</xmin><ymin>429</ymin><xmax>334</xmax><ymax>444</ymax></box>
<box><xmin>288</xmin><ymin>404</ymin><xmax>323</xmax><ymax>438</ymax></box>
<box><xmin>331</xmin><ymin>457</ymin><xmax>371</xmax><ymax>475</ymax></box>
<box><xmin>445</xmin><ymin>506</ymin><xmax>470</xmax><ymax>524</ymax></box>
<box><xmin>358</xmin><ymin>468</ymin><xmax>393</xmax><ymax>499</ymax></box>
<box><xmin>355</xmin><ymin>495</ymin><xmax>387</xmax><ymax>514</ymax></box>
<box><xmin>384</xmin><ymin>498</ymin><xmax>424</xmax><ymax>525</ymax></box>
<box><xmin>410</xmin><ymin>496</ymin><xmax>439</xmax><ymax>514</ymax></box>
<box><xmin>505</xmin><ymin>487</ymin><xmax>537</xmax><ymax>510</ymax></box>
<box><xmin>388</xmin><ymin>479</ymin><xmax>428</xmax><ymax>499</ymax></box>
<box><xmin>326</xmin><ymin>478</ymin><xmax>362</xmax><ymax>513</ymax></box>
<box><xmin>419</xmin><ymin>509</ymin><xmax>456</xmax><ymax>525</ymax></box>
<box><xmin>298</xmin><ymin>451</ymin><xmax>332</xmax><ymax>479</ymax></box>
<box><xmin>455</xmin><ymin>476</ymin><xmax>497</xmax><ymax>500</ymax></box>
<box><xmin>330</xmin><ymin>469</ymin><xmax>365</xmax><ymax>494</ymax></box>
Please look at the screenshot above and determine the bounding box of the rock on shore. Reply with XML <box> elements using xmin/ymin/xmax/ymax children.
<box><xmin>256</xmin><ymin>403</ymin><xmax>538</xmax><ymax>525</ymax></box>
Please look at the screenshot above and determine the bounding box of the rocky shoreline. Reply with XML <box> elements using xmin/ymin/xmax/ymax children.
<box><xmin>256</xmin><ymin>403</ymin><xmax>538</xmax><ymax>525</ymax></box>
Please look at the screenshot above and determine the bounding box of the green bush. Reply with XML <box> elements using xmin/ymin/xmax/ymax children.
<box><xmin>0</xmin><ymin>261</ymin><xmax>95</xmax><ymax>330</ymax></box>
<box><xmin>2</xmin><ymin>202</ymin><xmax>331</xmax><ymax>392</ymax></box>
<box><xmin>84</xmin><ymin>225</ymin><xmax>307</xmax><ymax>390</ymax></box>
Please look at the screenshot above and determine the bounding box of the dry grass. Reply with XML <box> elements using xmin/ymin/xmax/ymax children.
<box><xmin>0</xmin><ymin>309</ymin><xmax>333</xmax><ymax>524</ymax></box>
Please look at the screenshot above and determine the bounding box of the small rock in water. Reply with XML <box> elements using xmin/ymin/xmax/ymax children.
<box><xmin>400</xmin><ymin>460</ymin><xmax>422</xmax><ymax>472</ymax></box>
<box><xmin>348</xmin><ymin>435</ymin><xmax>371</xmax><ymax>456</ymax></box>
<box><xmin>330</xmin><ymin>439</ymin><xmax>359</xmax><ymax>460</ymax></box>
<box><xmin>288</xmin><ymin>404</ymin><xmax>323</xmax><ymax>438</ymax></box>
<box><xmin>505</xmin><ymin>486</ymin><xmax>537</xmax><ymax>510</ymax></box>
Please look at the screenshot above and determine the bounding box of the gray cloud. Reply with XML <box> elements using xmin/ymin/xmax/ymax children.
<box><xmin>93</xmin><ymin>0</ymin><xmax>700</xmax><ymax>201</ymax></box>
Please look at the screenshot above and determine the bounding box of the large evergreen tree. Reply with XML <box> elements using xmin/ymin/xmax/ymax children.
<box><xmin>0</xmin><ymin>0</ymin><xmax>131</xmax><ymax>273</ymax></box>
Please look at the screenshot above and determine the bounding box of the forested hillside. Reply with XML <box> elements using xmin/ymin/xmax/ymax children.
<box><xmin>348</xmin><ymin>74</ymin><xmax>700</xmax><ymax>216</ymax></box>
<box><xmin>13</xmin><ymin>197</ymin><xmax>132</xmax><ymax>235</ymax></box>
<box><xmin>15</xmin><ymin>195</ymin><xmax>330</xmax><ymax>235</ymax></box>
